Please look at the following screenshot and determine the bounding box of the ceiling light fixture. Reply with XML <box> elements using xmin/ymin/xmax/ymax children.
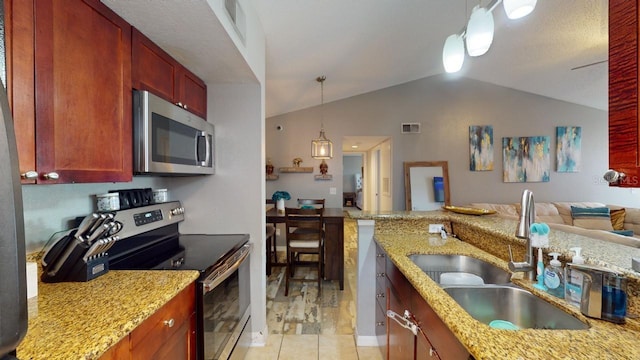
<box><xmin>503</xmin><ymin>0</ymin><xmax>537</xmax><ymax>19</ymax></box>
<box><xmin>442</xmin><ymin>0</ymin><xmax>536</xmax><ymax>72</ymax></box>
<box><xmin>311</xmin><ymin>75</ymin><xmax>333</xmax><ymax>159</ymax></box>
<box><xmin>443</xmin><ymin>34</ymin><xmax>465</xmax><ymax>73</ymax></box>
<box><xmin>466</xmin><ymin>5</ymin><xmax>494</xmax><ymax>57</ymax></box>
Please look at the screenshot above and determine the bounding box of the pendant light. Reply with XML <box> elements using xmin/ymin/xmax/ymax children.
<box><xmin>311</xmin><ymin>75</ymin><xmax>333</xmax><ymax>159</ymax></box>
<box><xmin>503</xmin><ymin>0</ymin><xmax>537</xmax><ymax>20</ymax></box>
<box><xmin>442</xmin><ymin>34</ymin><xmax>465</xmax><ymax>73</ymax></box>
<box><xmin>466</xmin><ymin>5</ymin><xmax>494</xmax><ymax>57</ymax></box>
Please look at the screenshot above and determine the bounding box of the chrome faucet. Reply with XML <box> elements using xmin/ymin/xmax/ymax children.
<box><xmin>508</xmin><ymin>189</ymin><xmax>536</xmax><ymax>280</ymax></box>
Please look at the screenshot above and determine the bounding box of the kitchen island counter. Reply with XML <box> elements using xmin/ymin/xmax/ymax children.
<box><xmin>350</xmin><ymin>210</ymin><xmax>640</xmax><ymax>359</ymax></box>
<box><xmin>16</xmin><ymin>269</ymin><xmax>199</xmax><ymax>360</ymax></box>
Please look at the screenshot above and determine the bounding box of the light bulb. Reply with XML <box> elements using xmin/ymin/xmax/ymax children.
<box><xmin>503</xmin><ymin>0</ymin><xmax>537</xmax><ymax>20</ymax></box>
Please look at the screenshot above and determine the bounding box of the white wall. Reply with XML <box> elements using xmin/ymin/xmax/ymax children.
<box><xmin>343</xmin><ymin>155</ymin><xmax>362</xmax><ymax>193</ymax></box>
<box><xmin>267</xmin><ymin>75</ymin><xmax>640</xmax><ymax>209</ymax></box>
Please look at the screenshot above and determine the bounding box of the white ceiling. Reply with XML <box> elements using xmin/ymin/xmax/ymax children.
<box><xmin>102</xmin><ymin>1</ymin><xmax>608</xmax><ymax>123</ymax></box>
<box><xmin>254</xmin><ymin>0</ymin><xmax>608</xmax><ymax>118</ymax></box>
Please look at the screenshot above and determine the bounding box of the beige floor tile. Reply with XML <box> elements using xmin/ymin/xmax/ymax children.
<box><xmin>356</xmin><ymin>345</ymin><xmax>385</xmax><ymax>360</ymax></box>
<box><xmin>318</xmin><ymin>334</ymin><xmax>358</xmax><ymax>360</ymax></box>
<box><xmin>278</xmin><ymin>334</ymin><xmax>318</xmax><ymax>360</ymax></box>
<box><xmin>244</xmin><ymin>334</ymin><xmax>283</xmax><ymax>360</ymax></box>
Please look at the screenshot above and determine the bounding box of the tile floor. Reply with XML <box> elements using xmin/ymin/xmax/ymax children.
<box><xmin>245</xmin><ymin>215</ymin><xmax>384</xmax><ymax>359</ymax></box>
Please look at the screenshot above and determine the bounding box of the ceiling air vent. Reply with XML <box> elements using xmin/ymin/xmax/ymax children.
<box><xmin>401</xmin><ymin>123</ymin><xmax>421</xmax><ymax>134</ymax></box>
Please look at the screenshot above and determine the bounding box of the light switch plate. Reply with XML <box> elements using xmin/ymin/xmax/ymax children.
<box><xmin>330</xmin><ymin>187</ymin><xmax>337</xmax><ymax>195</ymax></box>
<box><xmin>428</xmin><ymin>224</ymin><xmax>444</xmax><ymax>233</ymax></box>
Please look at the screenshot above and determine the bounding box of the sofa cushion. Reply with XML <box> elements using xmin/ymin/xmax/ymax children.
<box><xmin>571</xmin><ymin>206</ymin><xmax>614</xmax><ymax>231</ymax></box>
<box><xmin>621</xmin><ymin>207</ymin><xmax>640</xmax><ymax>235</ymax></box>
<box><xmin>610</xmin><ymin>208</ymin><xmax>626</xmax><ymax>230</ymax></box>
<box><xmin>553</xmin><ymin>202</ymin><xmax>607</xmax><ymax>225</ymax></box>
<box><xmin>514</xmin><ymin>202</ymin><xmax>564</xmax><ymax>224</ymax></box>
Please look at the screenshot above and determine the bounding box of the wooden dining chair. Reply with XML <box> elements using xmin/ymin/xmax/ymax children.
<box><xmin>297</xmin><ymin>198</ymin><xmax>325</xmax><ymax>209</ymax></box>
<box><xmin>284</xmin><ymin>207</ymin><xmax>324</xmax><ymax>296</ymax></box>
<box><xmin>265</xmin><ymin>199</ymin><xmax>278</xmax><ymax>275</ymax></box>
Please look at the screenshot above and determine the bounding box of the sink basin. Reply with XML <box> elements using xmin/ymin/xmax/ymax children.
<box><xmin>443</xmin><ymin>285</ymin><xmax>590</xmax><ymax>330</ymax></box>
<box><xmin>408</xmin><ymin>254</ymin><xmax>512</xmax><ymax>285</ymax></box>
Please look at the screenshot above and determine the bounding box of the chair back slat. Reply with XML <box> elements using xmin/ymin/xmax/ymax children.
<box><xmin>285</xmin><ymin>207</ymin><xmax>323</xmax><ymax>241</ymax></box>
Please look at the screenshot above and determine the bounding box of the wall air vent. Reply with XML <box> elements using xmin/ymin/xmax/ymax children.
<box><xmin>401</xmin><ymin>123</ymin><xmax>421</xmax><ymax>134</ymax></box>
<box><xmin>225</xmin><ymin>0</ymin><xmax>246</xmax><ymax>44</ymax></box>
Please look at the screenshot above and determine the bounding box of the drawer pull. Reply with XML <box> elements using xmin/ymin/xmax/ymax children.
<box><xmin>376</xmin><ymin>273</ymin><xmax>385</xmax><ymax>277</ymax></box>
<box><xmin>164</xmin><ymin>318</ymin><xmax>175</xmax><ymax>328</ymax></box>
<box><xmin>376</xmin><ymin>253</ymin><xmax>385</xmax><ymax>258</ymax></box>
<box><xmin>376</xmin><ymin>293</ymin><xmax>385</xmax><ymax>298</ymax></box>
<box><xmin>376</xmin><ymin>321</ymin><xmax>385</xmax><ymax>326</ymax></box>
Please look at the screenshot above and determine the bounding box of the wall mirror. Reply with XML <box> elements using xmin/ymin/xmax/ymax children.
<box><xmin>404</xmin><ymin>161</ymin><xmax>450</xmax><ymax>211</ymax></box>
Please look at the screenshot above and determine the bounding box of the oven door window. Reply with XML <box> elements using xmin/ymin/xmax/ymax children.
<box><xmin>151</xmin><ymin>112</ymin><xmax>202</xmax><ymax>166</ymax></box>
<box><xmin>203</xmin><ymin>269</ymin><xmax>241</xmax><ymax>360</ymax></box>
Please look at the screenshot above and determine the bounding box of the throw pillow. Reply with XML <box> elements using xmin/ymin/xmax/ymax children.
<box><xmin>610</xmin><ymin>208</ymin><xmax>626</xmax><ymax>230</ymax></box>
<box><xmin>610</xmin><ymin>229</ymin><xmax>634</xmax><ymax>237</ymax></box>
<box><xmin>570</xmin><ymin>206</ymin><xmax>614</xmax><ymax>231</ymax></box>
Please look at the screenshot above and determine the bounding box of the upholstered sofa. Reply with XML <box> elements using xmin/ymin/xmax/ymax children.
<box><xmin>468</xmin><ymin>202</ymin><xmax>640</xmax><ymax>248</ymax></box>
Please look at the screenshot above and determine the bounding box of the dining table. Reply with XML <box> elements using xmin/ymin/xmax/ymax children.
<box><xmin>266</xmin><ymin>207</ymin><xmax>345</xmax><ymax>290</ymax></box>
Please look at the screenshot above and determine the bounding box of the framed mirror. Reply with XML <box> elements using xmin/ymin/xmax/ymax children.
<box><xmin>404</xmin><ymin>161</ymin><xmax>450</xmax><ymax>210</ymax></box>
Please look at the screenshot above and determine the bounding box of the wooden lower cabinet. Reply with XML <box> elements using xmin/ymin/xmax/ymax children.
<box><xmin>384</xmin><ymin>254</ymin><xmax>470</xmax><ymax>360</ymax></box>
<box><xmin>100</xmin><ymin>283</ymin><xmax>196</xmax><ymax>360</ymax></box>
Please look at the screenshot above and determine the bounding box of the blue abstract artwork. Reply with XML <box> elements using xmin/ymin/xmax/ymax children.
<box><xmin>469</xmin><ymin>125</ymin><xmax>494</xmax><ymax>171</ymax></box>
<box><xmin>502</xmin><ymin>136</ymin><xmax>551</xmax><ymax>183</ymax></box>
<box><xmin>556</xmin><ymin>126</ymin><xmax>582</xmax><ymax>172</ymax></box>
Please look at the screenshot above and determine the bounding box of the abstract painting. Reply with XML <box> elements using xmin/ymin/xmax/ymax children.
<box><xmin>556</xmin><ymin>126</ymin><xmax>582</xmax><ymax>172</ymax></box>
<box><xmin>502</xmin><ymin>136</ymin><xmax>551</xmax><ymax>183</ymax></box>
<box><xmin>469</xmin><ymin>125</ymin><xmax>494</xmax><ymax>171</ymax></box>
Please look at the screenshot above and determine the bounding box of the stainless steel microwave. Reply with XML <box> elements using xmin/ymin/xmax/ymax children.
<box><xmin>133</xmin><ymin>90</ymin><xmax>214</xmax><ymax>175</ymax></box>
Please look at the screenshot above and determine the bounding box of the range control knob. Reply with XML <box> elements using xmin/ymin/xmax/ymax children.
<box><xmin>170</xmin><ymin>207</ymin><xmax>185</xmax><ymax>216</ymax></box>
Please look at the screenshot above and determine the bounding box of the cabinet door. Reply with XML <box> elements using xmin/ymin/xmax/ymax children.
<box><xmin>415</xmin><ymin>334</ymin><xmax>439</xmax><ymax>360</ymax></box>
<box><xmin>609</xmin><ymin>0</ymin><xmax>640</xmax><ymax>186</ymax></box>
<box><xmin>34</xmin><ymin>0</ymin><xmax>132</xmax><ymax>183</ymax></box>
<box><xmin>176</xmin><ymin>66</ymin><xmax>207</xmax><ymax>119</ymax></box>
<box><xmin>387</xmin><ymin>285</ymin><xmax>415</xmax><ymax>360</ymax></box>
<box><xmin>132</xmin><ymin>28</ymin><xmax>178</xmax><ymax>103</ymax></box>
<box><xmin>5</xmin><ymin>0</ymin><xmax>37</xmax><ymax>183</ymax></box>
<box><xmin>130</xmin><ymin>283</ymin><xmax>196</xmax><ymax>360</ymax></box>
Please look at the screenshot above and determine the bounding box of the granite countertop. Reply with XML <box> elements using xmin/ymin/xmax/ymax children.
<box><xmin>16</xmin><ymin>269</ymin><xmax>199</xmax><ymax>360</ymax></box>
<box><xmin>351</xmin><ymin>210</ymin><xmax>640</xmax><ymax>360</ymax></box>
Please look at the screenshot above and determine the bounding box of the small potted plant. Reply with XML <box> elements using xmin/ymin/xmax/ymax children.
<box><xmin>272</xmin><ymin>191</ymin><xmax>291</xmax><ymax>214</ymax></box>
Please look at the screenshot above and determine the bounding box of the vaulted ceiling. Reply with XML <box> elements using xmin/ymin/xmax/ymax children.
<box><xmin>254</xmin><ymin>0</ymin><xmax>608</xmax><ymax>117</ymax></box>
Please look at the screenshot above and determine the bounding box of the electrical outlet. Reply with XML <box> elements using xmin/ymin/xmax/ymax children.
<box><xmin>330</xmin><ymin>187</ymin><xmax>337</xmax><ymax>195</ymax></box>
<box><xmin>428</xmin><ymin>224</ymin><xmax>444</xmax><ymax>233</ymax></box>
<box><xmin>276</xmin><ymin>228</ymin><xmax>281</xmax><ymax>236</ymax></box>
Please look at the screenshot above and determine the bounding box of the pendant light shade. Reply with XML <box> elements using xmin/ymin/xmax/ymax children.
<box><xmin>442</xmin><ymin>34</ymin><xmax>465</xmax><ymax>73</ymax></box>
<box><xmin>503</xmin><ymin>0</ymin><xmax>537</xmax><ymax>20</ymax></box>
<box><xmin>465</xmin><ymin>5</ymin><xmax>494</xmax><ymax>57</ymax></box>
<box><xmin>311</xmin><ymin>76</ymin><xmax>333</xmax><ymax>159</ymax></box>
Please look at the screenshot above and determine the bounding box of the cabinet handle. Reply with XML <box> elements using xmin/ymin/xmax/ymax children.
<box><xmin>376</xmin><ymin>321</ymin><xmax>385</xmax><ymax>326</ymax></box>
<box><xmin>429</xmin><ymin>348</ymin><xmax>436</xmax><ymax>357</ymax></box>
<box><xmin>164</xmin><ymin>318</ymin><xmax>175</xmax><ymax>328</ymax></box>
<box><xmin>175</xmin><ymin>102</ymin><xmax>183</xmax><ymax>108</ymax></box>
<box><xmin>183</xmin><ymin>104</ymin><xmax>188</xmax><ymax>110</ymax></box>
<box><xmin>376</xmin><ymin>273</ymin><xmax>386</xmax><ymax>277</ymax></box>
<box><xmin>43</xmin><ymin>172</ymin><xmax>59</xmax><ymax>180</ymax></box>
<box><xmin>376</xmin><ymin>293</ymin><xmax>385</xmax><ymax>298</ymax></box>
<box><xmin>376</xmin><ymin>253</ymin><xmax>385</xmax><ymax>258</ymax></box>
<box><xmin>21</xmin><ymin>170</ymin><xmax>38</xmax><ymax>180</ymax></box>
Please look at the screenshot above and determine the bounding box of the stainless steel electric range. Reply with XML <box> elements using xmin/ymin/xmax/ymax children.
<box><xmin>106</xmin><ymin>201</ymin><xmax>252</xmax><ymax>360</ymax></box>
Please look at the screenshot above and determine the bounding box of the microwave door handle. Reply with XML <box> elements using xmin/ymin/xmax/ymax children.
<box><xmin>204</xmin><ymin>132</ymin><xmax>211</xmax><ymax>166</ymax></box>
<box><xmin>195</xmin><ymin>131</ymin><xmax>207</xmax><ymax>166</ymax></box>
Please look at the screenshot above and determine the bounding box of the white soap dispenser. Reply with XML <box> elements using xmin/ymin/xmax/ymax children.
<box><xmin>565</xmin><ymin>247</ymin><xmax>585</xmax><ymax>307</ymax></box>
<box><xmin>544</xmin><ymin>252</ymin><xmax>565</xmax><ymax>298</ymax></box>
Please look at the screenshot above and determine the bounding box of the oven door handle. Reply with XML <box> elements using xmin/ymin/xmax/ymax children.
<box><xmin>202</xmin><ymin>243</ymin><xmax>252</xmax><ymax>293</ymax></box>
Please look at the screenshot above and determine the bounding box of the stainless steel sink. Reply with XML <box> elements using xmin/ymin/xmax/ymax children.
<box><xmin>443</xmin><ymin>285</ymin><xmax>590</xmax><ymax>330</ymax></box>
<box><xmin>408</xmin><ymin>254</ymin><xmax>512</xmax><ymax>285</ymax></box>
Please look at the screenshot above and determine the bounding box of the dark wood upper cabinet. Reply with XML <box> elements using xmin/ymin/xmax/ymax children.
<box><xmin>609</xmin><ymin>0</ymin><xmax>640</xmax><ymax>187</ymax></box>
<box><xmin>7</xmin><ymin>0</ymin><xmax>133</xmax><ymax>183</ymax></box>
<box><xmin>132</xmin><ymin>28</ymin><xmax>207</xmax><ymax>119</ymax></box>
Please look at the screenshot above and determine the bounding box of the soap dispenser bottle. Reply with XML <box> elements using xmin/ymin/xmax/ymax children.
<box><xmin>544</xmin><ymin>252</ymin><xmax>565</xmax><ymax>298</ymax></box>
<box><xmin>565</xmin><ymin>247</ymin><xmax>584</xmax><ymax>307</ymax></box>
